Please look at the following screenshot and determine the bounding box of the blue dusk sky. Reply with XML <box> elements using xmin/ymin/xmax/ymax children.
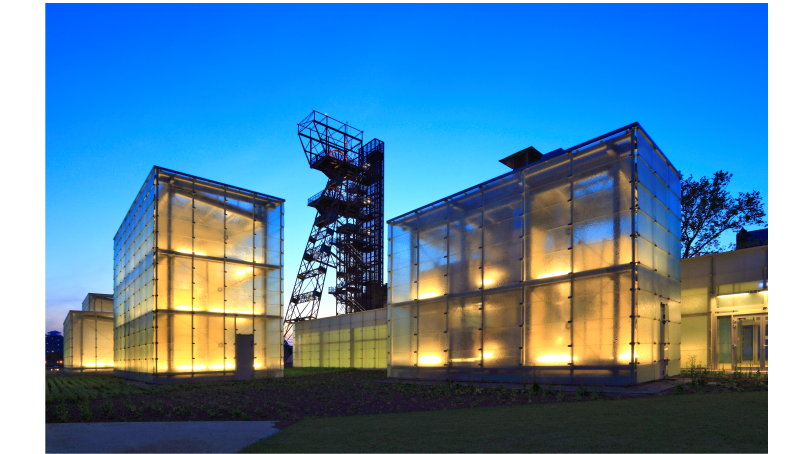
<box><xmin>45</xmin><ymin>3</ymin><xmax>768</xmax><ymax>333</ymax></box>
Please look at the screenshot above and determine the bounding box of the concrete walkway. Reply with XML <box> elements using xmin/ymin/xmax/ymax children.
<box><xmin>46</xmin><ymin>421</ymin><xmax>280</xmax><ymax>453</ymax></box>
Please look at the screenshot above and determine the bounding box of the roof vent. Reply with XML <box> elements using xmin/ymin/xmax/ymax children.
<box><xmin>500</xmin><ymin>146</ymin><xmax>543</xmax><ymax>170</ymax></box>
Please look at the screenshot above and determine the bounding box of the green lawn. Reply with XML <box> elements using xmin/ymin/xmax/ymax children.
<box><xmin>281</xmin><ymin>367</ymin><xmax>355</xmax><ymax>378</ymax></box>
<box><xmin>242</xmin><ymin>391</ymin><xmax>767</xmax><ymax>453</ymax></box>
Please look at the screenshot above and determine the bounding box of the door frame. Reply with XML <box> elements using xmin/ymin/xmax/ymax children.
<box><xmin>730</xmin><ymin>313</ymin><xmax>767</xmax><ymax>371</ymax></box>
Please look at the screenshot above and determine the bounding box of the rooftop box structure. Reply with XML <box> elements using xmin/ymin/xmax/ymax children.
<box><xmin>499</xmin><ymin>146</ymin><xmax>544</xmax><ymax>171</ymax></box>
<box><xmin>387</xmin><ymin>123</ymin><xmax>682</xmax><ymax>385</ymax></box>
<box><xmin>82</xmin><ymin>293</ymin><xmax>113</xmax><ymax>312</ymax></box>
<box><xmin>113</xmin><ymin>167</ymin><xmax>285</xmax><ymax>383</ymax></box>
<box><xmin>63</xmin><ymin>307</ymin><xmax>114</xmax><ymax>374</ymax></box>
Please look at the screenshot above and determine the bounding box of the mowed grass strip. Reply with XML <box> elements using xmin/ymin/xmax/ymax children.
<box><xmin>282</xmin><ymin>367</ymin><xmax>355</xmax><ymax>378</ymax></box>
<box><xmin>242</xmin><ymin>391</ymin><xmax>767</xmax><ymax>453</ymax></box>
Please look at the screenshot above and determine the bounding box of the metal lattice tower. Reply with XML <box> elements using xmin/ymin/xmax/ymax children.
<box><xmin>284</xmin><ymin>111</ymin><xmax>385</xmax><ymax>338</ymax></box>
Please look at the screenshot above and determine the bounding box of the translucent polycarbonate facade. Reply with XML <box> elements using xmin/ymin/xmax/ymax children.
<box><xmin>632</xmin><ymin>128</ymin><xmax>683</xmax><ymax>380</ymax></box>
<box><xmin>113</xmin><ymin>167</ymin><xmax>284</xmax><ymax>383</ymax></box>
<box><xmin>82</xmin><ymin>293</ymin><xmax>114</xmax><ymax>312</ymax></box>
<box><xmin>387</xmin><ymin>125</ymin><xmax>681</xmax><ymax>385</ymax></box>
<box><xmin>680</xmin><ymin>246</ymin><xmax>768</xmax><ymax>370</ymax></box>
<box><xmin>294</xmin><ymin>308</ymin><xmax>388</xmax><ymax>368</ymax></box>
<box><xmin>63</xmin><ymin>311</ymin><xmax>114</xmax><ymax>373</ymax></box>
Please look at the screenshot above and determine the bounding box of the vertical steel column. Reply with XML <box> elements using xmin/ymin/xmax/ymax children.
<box><xmin>445</xmin><ymin>200</ymin><xmax>451</xmax><ymax>371</ymax></box>
<box><xmin>191</xmin><ymin>177</ymin><xmax>196</xmax><ymax>379</ymax></box>
<box><xmin>415</xmin><ymin>212</ymin><xmax>420</xmax><ymax>371</ymax></box>
<box><xmin>153</xmin><ymin>171</ymin><xmax>159</xmax><ymax>376</ymax></box>
<box><xmin>279</xmin><ymin>203</ymin><xmax>284</xmax><ymax>350</ymax></box>
<box><xmin>518</xmin><ymin>171</ymin><xmax>525</xmax><ymax>370</ymax></box>
<box><xmin>252</xmin><ymin>193</ymin><xmax>256</xmax><ymax>371</ymax></box>
<box><xmin>568</xmin><ymin>150</ymin><xmax>575</xmax><ymax>383</ymax></box>
<box><xmin>479</xmin><ymin>186</ymin><xmax>485</xmax><ymax>377</ymax></box>
<box><xmin>223</xmin><ymin>186</ymin><xmax>228</xmax><ymax>375</ymax></box>
<box><xmin>387</xmin><ymin>234</ymin><xmax>393</xmax><ymax>372</ymax></box>
<box><xmin>629</xmin><ymin>130</ymin><xmax>638</xmax><ymax>384</ymax></box>
<box><xmin>167</xmin><ymin>172</ymin><xmax>175</xmax><ymax>373</ymax></box>
<box><xmin>709</xmin><ymin>254</ymin><xmax>715</xmax><ymax>368</ymax></box>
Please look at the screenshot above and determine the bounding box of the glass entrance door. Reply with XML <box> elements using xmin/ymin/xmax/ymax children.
<box><xmin>733</xmin><ymin>315</ymin><xmax>767</xmax><ymax>371</ymax></box>
<box><xmin>764</xmin><ymin>317</ymin><xmax>768</xmax><ymax>369</ymax></box>
<box><xmin>716</xmin><ymin>316</ymin><xmax>732</xmax><ymax>370</ymax></box>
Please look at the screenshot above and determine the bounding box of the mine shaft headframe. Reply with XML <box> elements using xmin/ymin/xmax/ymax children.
<box><xmin>298</xmin><ymin>111</ymin><xmax>364</xmax><ymax>167</ymax></box>
<box><xmin>286</xmin><ymin>110</ymin><xmax>384</xmax><ymax>339</ymax></box>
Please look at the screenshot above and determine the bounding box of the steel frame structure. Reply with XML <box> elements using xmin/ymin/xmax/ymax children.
<box><xmin>284</xmin><ymin>111</ymin><xmax>385</xmax><ymax>337</ymax></box>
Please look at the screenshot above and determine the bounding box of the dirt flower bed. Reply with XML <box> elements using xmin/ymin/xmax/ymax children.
<box><xmin>46</xmin><ymin>368</ymin><xmax>766</xmax><ymax>426</ymax></box>
<box><xmin>671</xmin><ymin>367</ymin><xmax>768</xmax><ymax>395</ymax></box>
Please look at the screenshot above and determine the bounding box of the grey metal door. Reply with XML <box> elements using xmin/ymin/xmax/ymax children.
<box><xmin>235</xmin><ymin>334</ymin><xmax>254</xmax><ymax>380</ymax></box>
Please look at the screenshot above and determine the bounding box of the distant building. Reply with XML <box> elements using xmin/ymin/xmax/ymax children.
<box><xmin>46</xmin><ymin>330</ymin><xmax>63</xmax><ymax>354</ymax></box>
<box><xmin>736</xmin><ymin>227</ymin><xmax>768</xmax><ymax>250</ymax></box>
<box><xmin>46</xmin><ymin>331</ymin><xmax>63</xmax><ymax>367</ymax></box>
<box><xmin>63</xmin><ymin>294</ymin><xmax>115</xmax><ymax>374</ymax></box>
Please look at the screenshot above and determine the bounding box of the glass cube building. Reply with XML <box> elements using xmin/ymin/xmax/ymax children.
<box><xmin>387</xmin><ymin>124</ymin><xmax>682</xmax><ymax>385</ymax></box>
<box><xmin>63</xmin><ymin>308</ymin><xmax>114</xmax><ymax>374</ymax></box>
<box><xmin>294</xmin><ymin>308</ymin><xmax>388</xmax><ymax>369</ymax></box>
<box><xmin>113</xmin><ymin>167</ymin><xmax>284</xmax><ymax>383</ymax></box>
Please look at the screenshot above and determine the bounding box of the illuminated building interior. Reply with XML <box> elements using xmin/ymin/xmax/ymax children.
<box><xmin>113</xmin><ymin>167</ymin><xmax>284</xmax><ymax>383</ymax></box>
<box><xmin>387</xmin><ymin>123</ymin><xmax>682</xmax><ymax>385</ymax></box>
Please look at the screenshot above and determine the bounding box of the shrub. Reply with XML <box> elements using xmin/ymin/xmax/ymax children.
<box><xmin>79</xmin><ymin>402</ymin><xmax>93</xmax><ymax>422</ymax></box>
